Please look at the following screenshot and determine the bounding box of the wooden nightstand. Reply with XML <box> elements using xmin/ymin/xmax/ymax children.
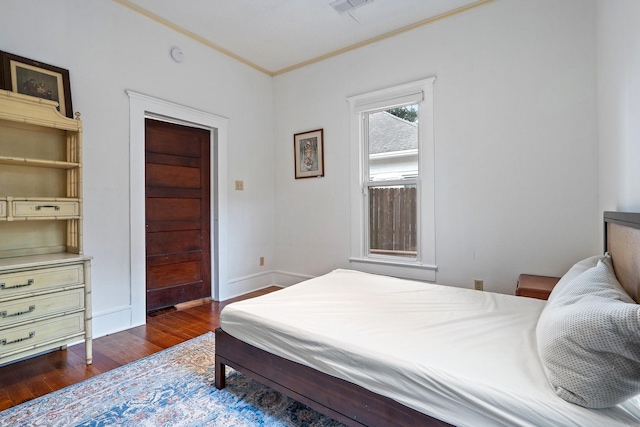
<box><xmin>516</xmin><ymin>274</ymin><xmax>560</xmax><ymax>300</ymax></box>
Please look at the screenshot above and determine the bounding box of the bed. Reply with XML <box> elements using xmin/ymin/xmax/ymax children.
<box><xmin>215</xmin><ymin>211</ymin><xmax>640</xmax><ymax>426</ymax></box>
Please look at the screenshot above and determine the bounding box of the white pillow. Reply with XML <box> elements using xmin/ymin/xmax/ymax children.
<box><xmin>546</xmin><ymin>254</ymin><xmax>606</xmax><ymax>304</ymax></box>
<box><xmin>536</xmin><ymin>255</ymin><xmax>640</xmax><ymax>408</ymax></box>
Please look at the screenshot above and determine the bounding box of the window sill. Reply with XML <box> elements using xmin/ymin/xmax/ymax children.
<box><xmin>349</xmin><ymin>257</ymin><xmax>437</xmax><ymax>270</ymax></box>
<box><xmin>348</xmin><ymin>257</ymin><xmax>437</xmax><ymax>282</ymax></box>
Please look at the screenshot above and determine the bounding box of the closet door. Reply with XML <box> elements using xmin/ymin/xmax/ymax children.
<box><xmin>145</xmin><ymin>119</ymin><xmax>211</xmax><ymax>312</ymax></box>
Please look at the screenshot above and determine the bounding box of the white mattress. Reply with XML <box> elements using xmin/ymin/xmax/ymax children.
<box><xmin>220</xmin><ymin>269</ymin><xmax>640</xmax><ymax>427</ymax></box>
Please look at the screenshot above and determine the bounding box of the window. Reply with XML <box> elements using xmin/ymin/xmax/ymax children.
<box><xmin>365</xmin><ymin>106</ymin><xmax>419</xmax><ymax>259</ymax></box>
<box><xmin>348</xmin><ymin>78</ymin><xmax>436</xmax><ymax>280</ymax></box>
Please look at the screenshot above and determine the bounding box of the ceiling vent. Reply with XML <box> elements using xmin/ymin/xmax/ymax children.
<box><xmin>330</xmin><ymin>0</ymin><xmax>373</xmax><ymax>14</ymax></box>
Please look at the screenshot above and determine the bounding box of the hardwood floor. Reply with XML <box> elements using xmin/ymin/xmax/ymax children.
<box><xmin>0</xmin><ymin>287</ymin><xmax>279</xmax><ymax>411</ymax></box>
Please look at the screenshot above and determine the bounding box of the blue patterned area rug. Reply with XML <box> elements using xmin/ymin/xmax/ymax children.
<box><xmin>0</xmin><ymin>332</ymin><xmax>345</xmax><ymax>426</ymax></box>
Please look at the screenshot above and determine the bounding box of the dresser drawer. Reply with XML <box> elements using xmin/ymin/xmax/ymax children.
<box><xmin>12</xmin><ymin>200</ymin><xmax>79</xmax><ymax>218</ymax></box>
<box><xmin>0</xmin><ymin>264</ymin><xmax>83</xmax><ymax>299</ymax></box>
<box><xmin>0</xmin><ymin>288</ymin><xmax>84</xmax><ymax>329</ymax></box>
<box><xmin>0</xmin><ymin>200</ymin><xmax>6</xmax><ymax>218</ymax></box>
<box><xmin>0</xmin><ymin>311</ymin><xmax>85</xmax><ymax>359</ymax></box>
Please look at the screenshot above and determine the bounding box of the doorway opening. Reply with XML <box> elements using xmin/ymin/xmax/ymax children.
<box><xmin>128</xmin><ymin>91</ymin><xmax>229</xmax><ymax>327</ymax></box>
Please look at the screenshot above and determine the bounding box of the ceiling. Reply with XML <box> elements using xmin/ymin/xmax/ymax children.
<box><xmin>116</xmin><ymin>0</ymin><xmax>492</xmax><ymax>75</ymax></box>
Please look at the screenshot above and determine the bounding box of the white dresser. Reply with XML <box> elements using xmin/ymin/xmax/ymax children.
<box><xmin>0</xmin><ymin>254</ymin><xmax>92</xmax><ymax>364</ymax></box>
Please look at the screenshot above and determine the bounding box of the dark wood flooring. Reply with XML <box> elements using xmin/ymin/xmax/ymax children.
<box><xmin>0</xmin><ymin>287</ymin><xmax>279</xmax><ymax>411</ymax></box>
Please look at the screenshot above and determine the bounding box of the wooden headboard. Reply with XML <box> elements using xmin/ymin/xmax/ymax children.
<box><xmin>604</xmin><ymin>211</ymin><xmax>640</xmax><ymax>303</ymax></box>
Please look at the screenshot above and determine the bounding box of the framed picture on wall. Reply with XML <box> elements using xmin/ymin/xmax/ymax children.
<box><xmin>293</xmin><ymin>128</ymin><xmax>324</xmax><ymax>179</ymax></box>
<box><xmin>0</xmin><ymin>51</ymin><xmax>73</xmax><ymax>118</ymax></box>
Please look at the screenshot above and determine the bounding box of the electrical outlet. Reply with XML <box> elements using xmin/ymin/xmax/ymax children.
<box><xmin>474</xmin><ymin>280</ymin><xmax>483</xmax><ymax>291</ymax></box>
<box><xmin>260</xmin><ymin>256</ymin><xmax>265</xmax><ymax>266</ymax></box>
<box><xmin>235</xmin><ymin>180</ymin><xmax>244</xmax><ymax>191</ymax></box>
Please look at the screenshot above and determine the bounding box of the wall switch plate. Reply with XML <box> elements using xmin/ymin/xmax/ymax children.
<box><xmin>260</xmin><ymin>256</ymin><xmax>265</xmax><ymax>266</ymax></box>
<box><xmin>235</xmin><ymin>180</ymin><xmax>244</xmax><ymax>190</ymax></box>
<box><xmin>474</xmin><ymin>280</ymin><xmax>483</xmax><ymax>291</ymax></box>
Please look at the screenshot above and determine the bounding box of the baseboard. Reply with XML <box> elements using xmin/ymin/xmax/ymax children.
<box><xmin>222</xmin><ymin>270</ymin><xmax>277</xmax><ymax>301</ymax></box>
<box><xmin>273</xmin><ymin>270</ymin><xmax>315</xmax><ymax>287</ymax></box>
<box><xmin>92</xmin><ymin>305</ymin><xmax>137</xmax><ymax>339</ymax></box>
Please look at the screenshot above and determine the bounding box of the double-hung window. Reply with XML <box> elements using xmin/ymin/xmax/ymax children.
<box><xmin>348</xmin><ymin>78</ymin><xmax>436</xmax><ymax>281</ymax></box>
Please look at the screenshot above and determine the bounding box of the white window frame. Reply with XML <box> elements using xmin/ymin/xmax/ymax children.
<box><xmin>347</xmin><ymin>77</ymin><xmax>436</xmax><ymax>281</ymax></box>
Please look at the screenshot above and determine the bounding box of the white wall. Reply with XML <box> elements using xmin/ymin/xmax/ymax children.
<box><xmin>1</xmin><ymin>0</ymin><xmax>618</xmax><ymax>338</ymax></box>
<box><xmin>597</xmin><ymin>0</ymin><xmax>640</xmax><ymax>214</ymax></box>
<box><xmin>274</xmin><ymin>0</ymin><xmax>600</xmax><ymax>294</ymax></box>
<box><xmin>1</xmin><ymin>0</ymin><xmax>276</xmax><ymax>337</ymax></box>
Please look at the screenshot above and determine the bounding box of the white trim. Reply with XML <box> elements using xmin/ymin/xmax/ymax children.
<box><xmin>370</xmin><ymin>149</ymin><xmax>418</xmax><ymax>160</ymax></box>
<box><xmin>92</xmin><ymin>305</ymin><xmax>133</xmax><ymax>338</ymax></box>
<box><xmin>365</xmin><ymin>178</ymin><xmax>417</xmax><ymax>188</ymax></box>
<box><xmin>348</xmin><ymin>78</ymin><xmax>436</xmax><ymax>281</ymax></box>
<box><xmin>225</xmin><ymin>271</ymin><xmax>276</xmax><ymax>300</ymax></box>
<box><xmin>348</xmin><ymin>257</ymin><xmax>436</xmax><ymax>282</ymax></box>
<box><xmin>349</xmin><ymin>257</ymin><xmax>437</xmax><ymax>270</ymax></box>
<box><xmin>273</xmin><ymin>270</ymin><xmax>316</xmax><ymax>287</ymax></box>
<box><xmin>127</xmin><ymin>90</ymin><xmax>229</xmax><ymax>327</ymax></box>
<box><xmin>349</xmin><ymin>81</ymin><xmax>426</xmax><ymax>113</ymax></box>
<box><xmin>228</xmin><ymin>270</ymin><xmax>275</xmax><ymax>284</ymax></box>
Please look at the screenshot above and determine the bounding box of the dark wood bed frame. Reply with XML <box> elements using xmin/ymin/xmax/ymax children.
<box><xmin>215</xmin><ymin>211</ymin><xmax>640</xmax><ymax>427</ymax></box>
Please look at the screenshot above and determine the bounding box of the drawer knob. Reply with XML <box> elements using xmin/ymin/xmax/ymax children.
<box><xmin>0</xmin><ymin>305</ymin><xmax>35</xmax><ymax>318</ymax></box>
<box><xmin>0</xmin><ymin>279</ymin><xmax>34</xmax><ymax>290</ymax></box>
<box><xmin>1</xmin><ymin>331</ymin><xmax>35</xmax><ymax>346</ymax></box>
<box><xmin>35</xmin><ymin>205</ymin><xmax>60</xmax><ymax>211</ymax></box>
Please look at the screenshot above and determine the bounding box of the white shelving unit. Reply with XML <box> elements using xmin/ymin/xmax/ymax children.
<box><xmin>0</xmin><ymin>90</ymin><xmax>92</xmax><ymax>366</ymax></box>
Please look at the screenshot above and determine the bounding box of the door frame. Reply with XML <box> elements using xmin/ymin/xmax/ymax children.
<box><xmin>128</xmin><ymin>91</ymin><xmax>228</xmax><ymax>328</ymax></box>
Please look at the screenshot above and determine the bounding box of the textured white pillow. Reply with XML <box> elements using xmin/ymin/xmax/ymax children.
<box><xmin>546</xmin><ymin>254</ymin><xmax>606</xmax><ymax>304</ymax></box>
<box><xmin>536</xmin><ymin>256</ymin><xmax>640</xmax><ymax>408</ymax></box>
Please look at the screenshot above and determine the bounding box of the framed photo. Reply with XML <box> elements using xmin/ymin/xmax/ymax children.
<box><xmin>0</xmin><ymin>51</ymin><xmax>73</xmax><ymax>118</ymax></box>
<box><xmin>293</xmin><ymin>128</ymin><xmax>324</xmax><ymax>179</ymax></box>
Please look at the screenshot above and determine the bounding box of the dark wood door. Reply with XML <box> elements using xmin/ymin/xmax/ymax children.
<box><xmin>145</xmin><ymin>118</ymin><xmax>211</xmax><ymax>312</ymax></box>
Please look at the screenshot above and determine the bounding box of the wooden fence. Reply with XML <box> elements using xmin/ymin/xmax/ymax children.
<box><xmin>369</xmin><ymin>187</ymin><xmax>417</xmax><ymax>257</ymax></box>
